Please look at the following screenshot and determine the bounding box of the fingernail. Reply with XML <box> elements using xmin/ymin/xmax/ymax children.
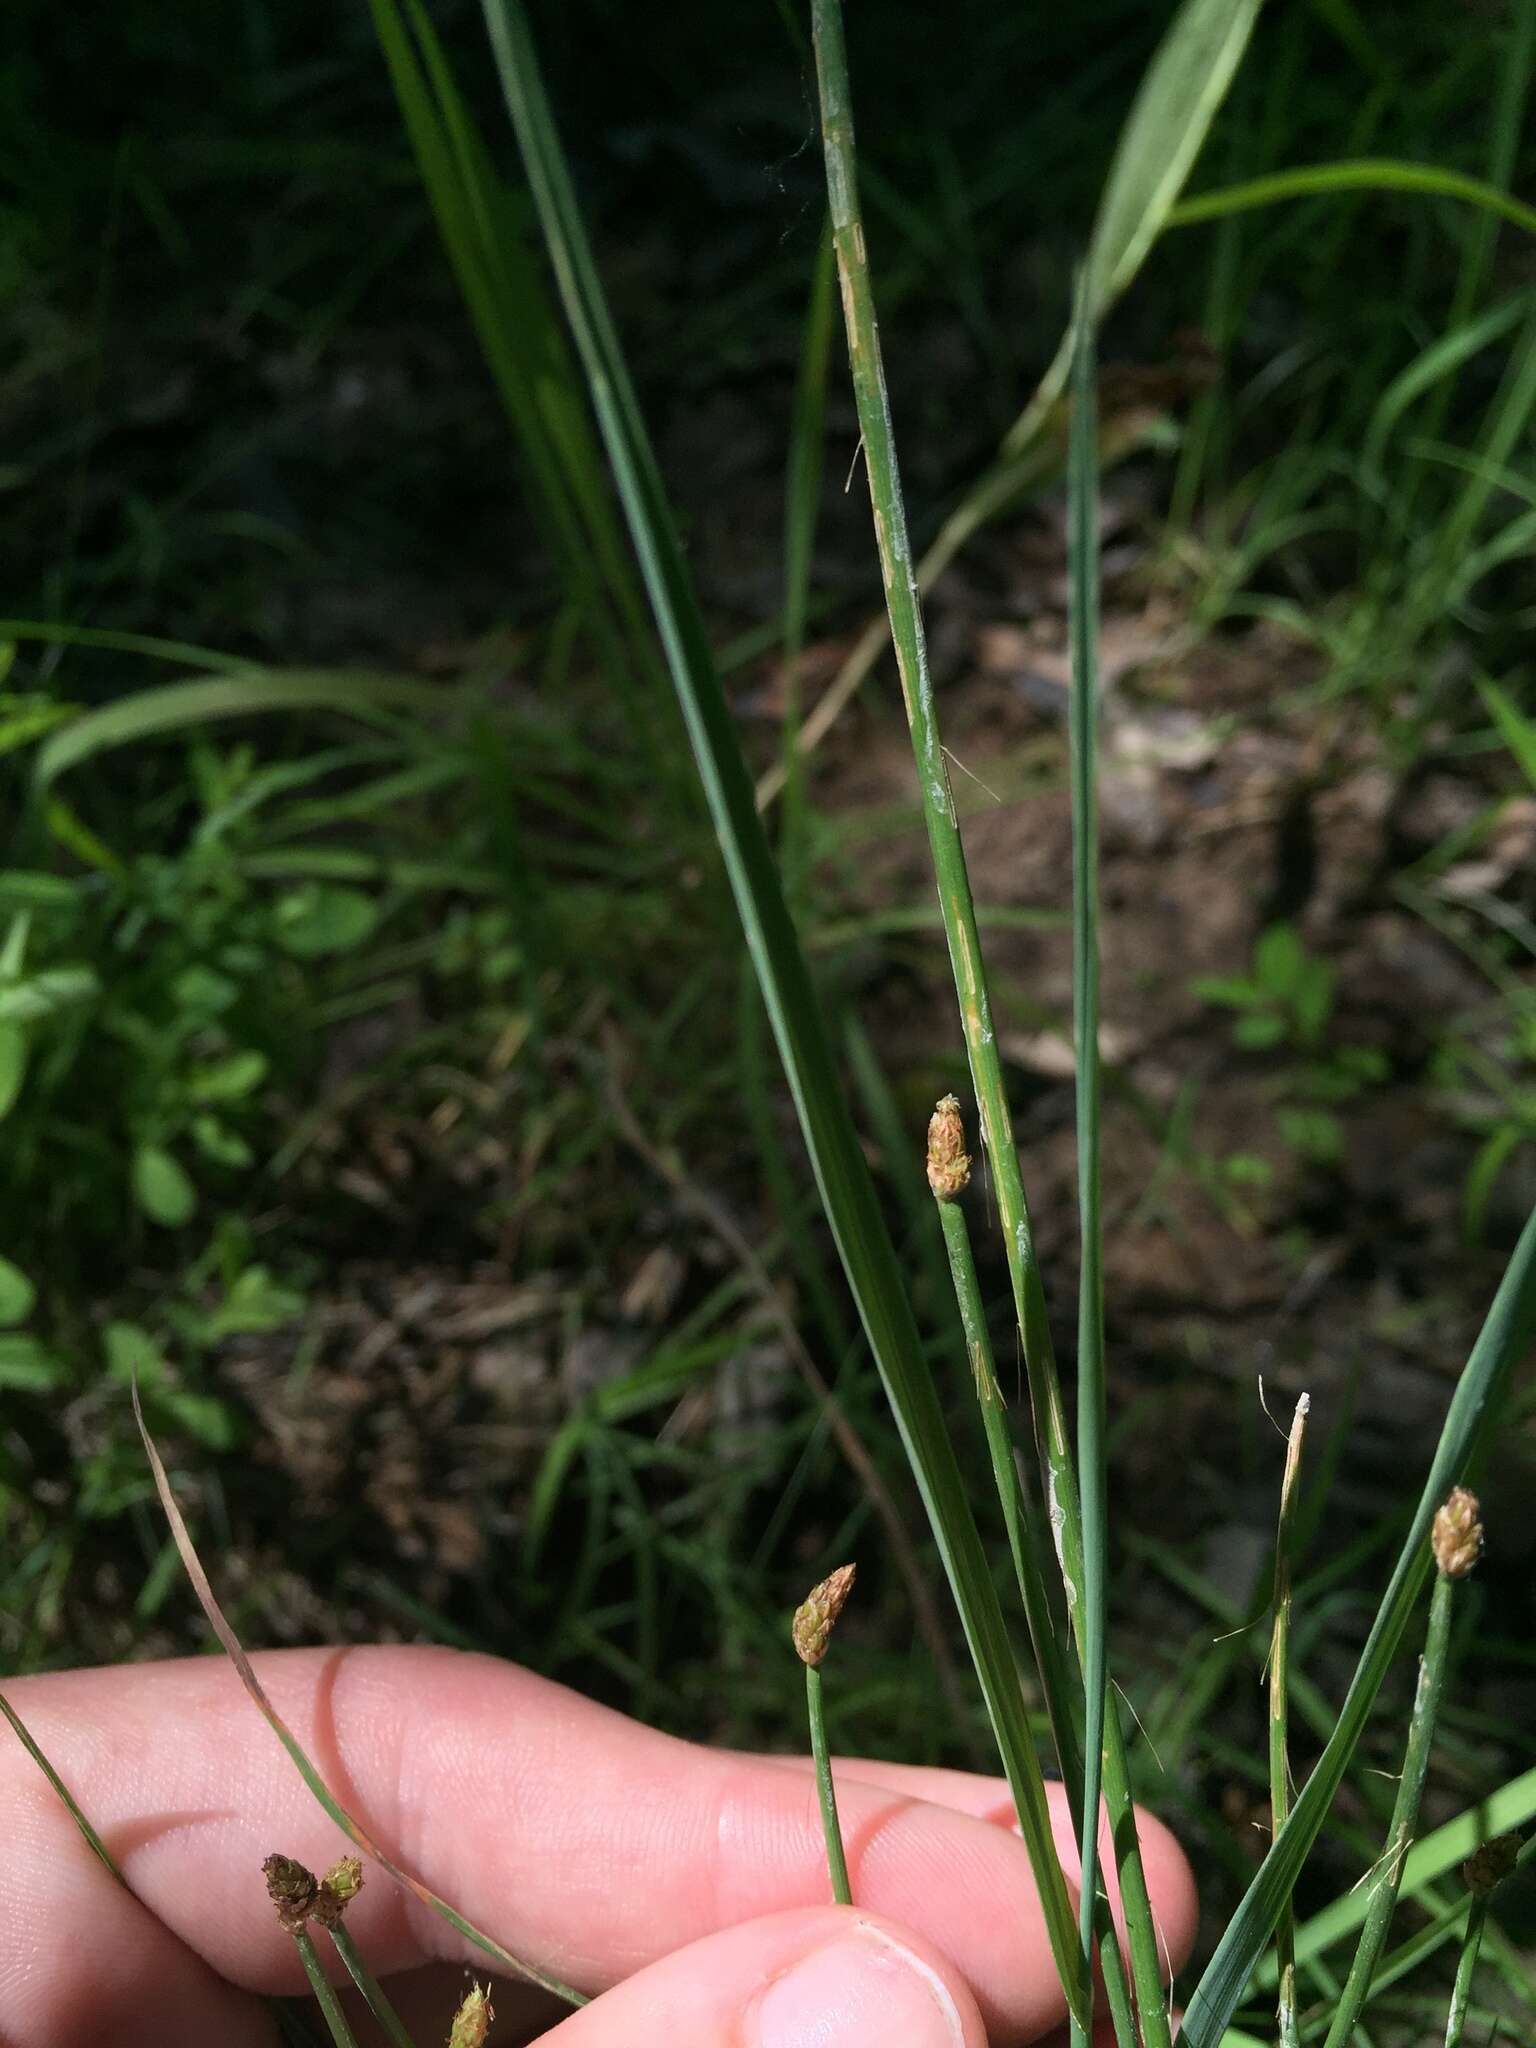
<box><xmin>753</xmin><ymin>1923</ymin><xmax>966</xmax><ymax>2048</ymax></box>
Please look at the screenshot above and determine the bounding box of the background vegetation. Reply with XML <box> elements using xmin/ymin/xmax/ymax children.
<box><xmin>4</xmin><ymin>0</ymin><xmax>1536</xmax><ymax>2028</ymax></box>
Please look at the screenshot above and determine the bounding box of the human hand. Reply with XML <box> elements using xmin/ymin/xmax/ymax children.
<box><xmin>1</xmin><ymin>1647</ymin><xmax>1196</xmax><ymax>2047</ymax></box>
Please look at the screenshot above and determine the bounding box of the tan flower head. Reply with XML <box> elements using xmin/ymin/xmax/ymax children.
<box><xmin>792</xmin><ymin>1563</ymin><xmax>857</xmax><ymax>1667</ymax></box>
<box><xmin>1462</xmin><ymin>1833</ymin><xmax>1520</xmax><ymax>1898</ymax></box>
<box><xmin>1431</xmin><ymin>1487</ymin><xmax>1484</xmax><ymax>1579</ymax></box>
<box><xmin>926</xmin><ymin>1095</ymin><xmax>971</xmax><ymax>1201</ymax></box>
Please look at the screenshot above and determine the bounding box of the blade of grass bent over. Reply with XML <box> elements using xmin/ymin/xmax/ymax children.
<box><xmin>1166</xmin><ymin>159</ymin><xmax>1536</xmax><ymax>238</ymax></box>
<box><xmin>808</xmin><ymin>5</ymin><xmax>1169</xmax><ymax>2039</ymax></box>
<box><xmin>132</xmin><ymin>1382</ymin><xmax>585</xmax><ymax>2008</ymax></box>
<box><xmin>1066</xmin><ymin>291</ymin><xmax>1109</xmax><ymax>2048</ymax></box>
<box><xmin>479</xmin><ymin>0</ymin><xmax>1087</xmax><ymax>2021</ymax></box>
<box><xmin>1179</xmin><ymin>1203</ymin><xmax>1536</xmax><ymax>2048</ymax></box>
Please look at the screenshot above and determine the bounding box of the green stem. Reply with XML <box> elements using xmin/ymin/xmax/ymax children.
<box><xmin>292</xmin><ymin>1930</ymin><xmax>362</xmax><ymax>2048</ymax></box>
<box><xmin>935</xmin><ymin>1188</ymin><xmax>1138</xmax><ymax>2048</ymax></box>
<box><xmin>1443</xmin><ymin>1898</ymin><xmax>1488</xmax><ymax>2048</ymax></box>
<box><xmin>1270</xmin><ymin>1394</ymin><xmax>1311</xmax><ymax>2048</ymax></box>
<box><xmin>1322</xmin><ymin>1570</ymin><xmax>1458</xmax><ymax>2048</ymax></box>
<box><xmin>806</xmin><ymin>1663</ymin><xmax>853</xmax><ymax>1906</ymax></box>
<box><xmin>808</xmin><ymin>6</ymin><xmax>1167</xmax><ymax>2039</ymax></box>
<box><xmin>1067</xmin><ymin>287</ymin><xmax>1107</xmax><ymax>2048</ymax></box>
<box><xmin>328</xmin><ymin>1925</ymin><xmax>418</xmax><ymax>2048</ymax></box>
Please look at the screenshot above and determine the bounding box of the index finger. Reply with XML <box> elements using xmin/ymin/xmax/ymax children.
<box><xmin>3</xmin><ymin>1647</ymin><xmax>1196</xmax><ymax>2046</ymax></box>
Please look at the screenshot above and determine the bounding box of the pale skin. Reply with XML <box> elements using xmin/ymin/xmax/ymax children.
<box><xmin>0</xmin><ymin>1647</ymin><xmax>1198</xmax><ymax>2048</ymax></box>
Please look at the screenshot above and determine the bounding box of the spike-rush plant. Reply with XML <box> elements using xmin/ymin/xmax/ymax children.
<box><xmin>8</xmin><ymin>5</ymin><xmax>1536</xmax><ymax>2047</ymax></box>
<box><xmin>468</xmin><ymin>4</ymin><xmax>1536</xmax><ymax>2044</ymax></box>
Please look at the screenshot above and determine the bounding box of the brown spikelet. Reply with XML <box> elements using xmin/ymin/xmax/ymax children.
<box><xmin>1462</xmin><ymin>1832</ymin><xmax>1520</xmax><ymax>1898</ymax></box>
<box><xmin>792</xmin><ymin>1563</ymin><xmax>856</xmax><ymax>1667</ymax></box>
<box><xmin>1431</xmin><ymin>1487</ymin><xmax>1483</xmax><ymax>1579</ymax></box>
<box><xmin>926</xmin><ymin>1094</ymin><xmax>971</xmax><ymax>1201</ymax></box>
<box><xmin>263</xmin><ymin>1852</ymin><xmax>319</xmax><ymax>1933</ymax></box>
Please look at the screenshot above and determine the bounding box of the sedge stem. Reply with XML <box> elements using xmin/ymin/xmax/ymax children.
<box><xmin>1270</xmin><ymin>1392</ymin><xmax>1310</xmax><ymax>2048</ymax></box>
<box><xmin>292</xmin><ymin>1929</ymin><xmax>362</xmax><ymax>2048</ymax></box>
<box><xmin>805</xmin><ymin>1663</ymin><xmax>852</xmax><ymax>1906</ymax></box>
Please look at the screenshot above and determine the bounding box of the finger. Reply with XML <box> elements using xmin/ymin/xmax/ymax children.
<box><xmin>539</xmin><ymin>1906</ymin><xmax>986</xmax><ymax>2048</ymax></box>
<box><xmin>764</xmin><ymin>1754</ymin><xmax>1197</xmax><ymax>1975</ymax></box>
<box><xmin>2</xmin><ymin>1649</ymin><xmax>1196</xmax><ymax>2047</ymax></box>
<box><xmin>1</xmin><ymin>1732</ymin><xmax>272</xmax><ymax>2048</ymax></box>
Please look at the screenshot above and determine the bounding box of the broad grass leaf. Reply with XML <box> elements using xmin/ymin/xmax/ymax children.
<box><xmin>132</xmin><ymin>1144</ymin><xmax>198</xmax><ymax>1228</ymax></box>
<box><xmin>0</xmin><ymin>1258</ymin><xmax>36</xmax><ymax>1325</ymax></box>
<box><xmin>0</xmin><ymin>1022</ymin><xmax>26</xmax><ymax>1118</ymax></box>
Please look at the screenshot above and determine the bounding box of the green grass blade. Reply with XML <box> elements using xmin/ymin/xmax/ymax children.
<box><xmin>1066</xmin><ymin>288</ymin><xmax>1108</xmax><ymax>2048</ymax></box>
<box><xmin>1167</xmin><ymin>158</ymin><xmax>1536</xmax><ymax>236</ymax></box>
<box><xmin>0</xmin><ymin>618</ymin><xmax>252</xmax><ymax>672</ymax></box>
<box><xmin>1179</xmin><ymin>1203</ymin><xmax>1536</xmax><ymax>2048</ymax></box>
<box><xmin>132</xmin><ymin>1382</ymin><xmax>585</xmax><ymax>2008</ymax></box>
<box><xmin>33</xmin><ymin>670</ymin><xmax>437</xmax><ymax>790</ymax></box>
<box><xmin>369</xmin><ymin>0</ymin><xmax>676</xmax><ymax>786</ymax></box>
<box><xmin>0</xmin><ymin>1689</ymin><xmax>125</xmax><ymax>1884</ymax></box>
<box><xmin>778</xmin><ymin>216</ymin><xmax>837</xmax><ymax>876</ymax></box>
<box><xmin>1361</xmin><ymin>295</ymin><xmax>1532</xmax><ymax>493</ymax></box>
<box><xmin>479</xmin><ymin>0</ymin><xmax>1087</xmax><ymax>2022</ymax></box>
<box><xmin>1004</xmin><ymin>0</ymin><xmax>1261</xmax><ymax>458</ymax></box>
<box><xmin>1085</xmin><ymin>0</ymin><xmax>1264</xmax><ymax>309</ymax></box>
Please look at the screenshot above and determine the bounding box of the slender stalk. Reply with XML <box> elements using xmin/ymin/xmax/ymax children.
<box><xmin>793</xmin><ymin>1567</ymin><xmax>856</xmax><ymax>1907</ymax></box>
<box><xmin>808</xmin><ymin>9</ymin><xmax>1169</xmax><ymax>2039</ymax></box>
<box><xmin>1270</xmin><ymin>1393</ymin><xmax>1311</xmax><ymax>2048</ymax></box>
<box><xmin>292</xmin><ymin>1930</ymin><xmax>362</xmax><ymax>2048</ymax></box>
<box><xmin>1067</xmin><ymin>286</ymin><xmax>1107</xmax><ymax>2048</ymax></box>
<box><xmin>1444</xmin><ymin>1832</ymin><xmax>1521</xmax><ymax>2048</ymax></box>
<box><xmin>1443</xmin><ymin>1898</ymin><xmax>1489</xmax><ymax>2048</ymax></box>
<box><xmin>805</xmin><ymin>1666</ymin><xmax>852</xmax><ymax>1906</ymax></box>
<box><xmin>928</xmin><ymin>1101</ymin><xmax>1137</xmax><ymax>2048</ymax></box>
<box><xmin>328</xmin><ymin>1925</ymin><xmax>417</xmax><ymax>2048</ymax></box>
<box><xmin>1322</xmin><ymin>1493</ymin><xmax>1482</xmax><ymax>2048</ymax></box>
